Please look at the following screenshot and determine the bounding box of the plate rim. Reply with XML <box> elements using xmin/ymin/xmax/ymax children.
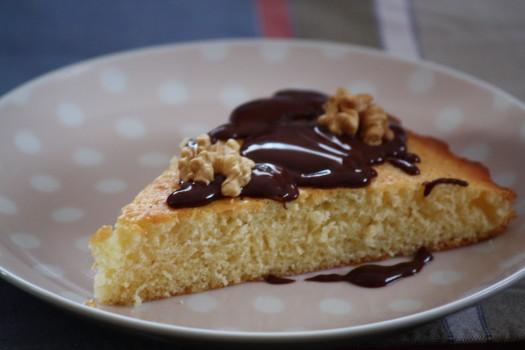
<box><xmin>1</xmin><ymin>38</ymin><xmax>524</xmax><ymax>342</ymax></box>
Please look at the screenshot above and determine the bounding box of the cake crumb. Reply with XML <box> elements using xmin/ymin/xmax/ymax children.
<box><xmin>84</xmin><ymin>298</ymin><xmax>97</xmax><ymax>308</ymax></box>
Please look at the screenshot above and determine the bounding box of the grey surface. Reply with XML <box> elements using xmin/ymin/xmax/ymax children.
<box><xmin>414</xmin><ymin>0</ymin><xmax>525</xmax><ymax>100</ymax></box>
<box><xmin>289</xmin><ymin>0</ymin><xmax>381</xmax><ymax>47</ymax></box>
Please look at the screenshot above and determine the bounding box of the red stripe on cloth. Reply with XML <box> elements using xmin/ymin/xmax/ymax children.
<box><xmin>256</xmin><ymin>0</ymin><xmax>293</xmax><ymax>37</ymax></box>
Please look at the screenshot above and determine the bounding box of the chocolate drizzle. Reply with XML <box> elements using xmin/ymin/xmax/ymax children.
<box><xmin>306</xmin><ymin>247</ymin><xmax>433</xmax><ymax>287</ymax></box>
<box><xmin>387</xmin><ymin>157</ymin><xmax>420</xmax><ymax>176</ymax></box>
<box><xmin>423</xmin><ymin>178</ymin><xmax>468</xmax><ymax>197</ymax></box>
<box><xmin>264</xmin><ymin>275</ymin><xmax>296</xmax><ymax>285</ymax></box>
<box><xmin>167</xmin><ymin>89</ymin><xmax>421</xmax><ymax>209</ymax></box>
<box><xmin>167</xmin><ymin>164</ymin><xmax>299</xmax><ymax>208</ymax></box>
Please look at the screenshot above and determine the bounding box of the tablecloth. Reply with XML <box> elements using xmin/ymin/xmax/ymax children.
<box><xmin>1</xmin><ymin>0</ymin><xmax>524</xmax><ymax>348</ymax></box>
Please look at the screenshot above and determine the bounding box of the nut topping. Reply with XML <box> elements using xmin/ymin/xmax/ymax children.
<box><xmin>178</xmin><ymin>134</ymin><xmax>254</xmax><ymax>197</ymax></box>
<box><xmin>318</xmin><ymin>87</ymin><xmax>394</xmax><ymax>145</ymax></box>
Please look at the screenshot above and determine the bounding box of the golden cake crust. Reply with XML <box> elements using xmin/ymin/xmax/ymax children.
<box><xmin>90</xmin><ymin>131</ymin><xmax>516</xmax><ymax>305</ymax></box>
<box><xmin>92</xmin><ymin>131</ymin><xmax>515</xmax><ymax>244</ymax></box>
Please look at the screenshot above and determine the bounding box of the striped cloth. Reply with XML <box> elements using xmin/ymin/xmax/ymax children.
<box><xmin>1</xmin><ymin>0</ymin><xmax>524</xmax><ymax>347</ymax></box>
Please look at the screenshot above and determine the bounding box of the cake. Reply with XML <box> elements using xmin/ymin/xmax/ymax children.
<box><xmin>90</xmin><ymin>88</ymin><xmax>516</xmax><ymax>305</ymax></box>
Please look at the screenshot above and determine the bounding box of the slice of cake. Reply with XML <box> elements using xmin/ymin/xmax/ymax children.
<box><xmin>90</xmin><ymin>88</ymin><xmax>515</xmax><ymax>305</ymax></box>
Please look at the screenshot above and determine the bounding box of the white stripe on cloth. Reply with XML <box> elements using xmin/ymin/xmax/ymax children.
<box><xmin>443</xmin><ymin>306</ymin><xmax>489</xmax><ymax>342</ymax></box>
<box><xmin>374</xmin><ymin>1</ymin><xmax>492</xmax><ymax>341</ymax></box>
<box><xmin>374</xmin><ymin>0</ymin><xmax>419</xmax><ymax>59</ymax></box>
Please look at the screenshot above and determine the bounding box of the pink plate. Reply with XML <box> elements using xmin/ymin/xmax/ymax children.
<box><xmin>0</xmin><ymin>39</ymin><xmax>524</xmax><ymax>342</ymax></box>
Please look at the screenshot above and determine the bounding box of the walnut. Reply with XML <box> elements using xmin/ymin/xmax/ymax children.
<box><xmin>318</xmin><ymin>87</ymin><xmax>394</xmax><ymax>145</ymax></box>
<box><xmin>318</xmin><ymin>88</ymin><xmax>361</xmax><ymax>136</ymax></box>
<box><xmin>361</xmin><ymin>104</ymin><xmax>395</xmax><ymax>146</ymax></box>
<box><xmin>178</xmin><ymin>134</ymin><xmax>255</xmax><ymax>197</ymax></box>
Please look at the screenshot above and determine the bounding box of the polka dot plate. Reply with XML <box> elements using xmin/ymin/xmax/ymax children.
<box><xmin>1</xmin><ymin>39</ymin><xmax>524</xmax><ymax>342</ymax></box>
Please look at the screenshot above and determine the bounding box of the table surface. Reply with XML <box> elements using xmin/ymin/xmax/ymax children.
<box><xmin>1</xmin><ymin>0</ymin><xmax>524</xmax><ymax>348</ymax></box>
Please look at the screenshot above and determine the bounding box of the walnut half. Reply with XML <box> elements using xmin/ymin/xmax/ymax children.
<box><xmin>177</xmin><ymin>134</ymin><xmax>255</xmax><ymax>197</ymax></box>
<box><xmin>318</xmin><ymin>87</ymin><xmax>394</xmax><ymax>145</ymax></box>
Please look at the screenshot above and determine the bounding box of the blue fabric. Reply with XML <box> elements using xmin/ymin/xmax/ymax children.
<box><xmin>0</xmin><ymin>0</ymin><xmax>260</xmax><ymax>95</ymax></box>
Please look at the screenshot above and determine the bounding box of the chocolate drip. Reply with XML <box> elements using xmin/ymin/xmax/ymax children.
<box><xmin>241</xmin><ymin>163</ymin><xmax>299</xmax><ymax>202</ymax></box>
<box><xmin>423</xmin><ymin>178</ymin><xmax>468</xmax><ymax>197</ymax></box>
<box><xmin>167</xmin><ymin>176</ymin><xmax>225</xmax><ymax>209</ymax></box>
<box><xmin>168</xmin><ymin>89</ymin><xmax>420</xmax><ymax>209</ymax></box>
<box><xmin>264</xmin><ymin>275</ymin><xmax>295</xmax><ymax>285</ymax></box>
<box><xmin>400</xmin><ymin>152</ymin><xmax>421</xmax><ymax>163</ymax></box>
<box><xmin>167</xmin><ymin>164</ymin><xmax>299</xmax><ymax>208</ymax></box>
<box><xmin>388</xmin><ymin>158</ymin><xmax>421</xmax><ymax>175</ymax></box>
<box><xmin>306</xmin><ymin>247</ymin><xmax>433</xmax><ymax>287</ymax></box>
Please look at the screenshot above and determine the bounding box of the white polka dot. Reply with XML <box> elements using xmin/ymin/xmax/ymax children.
<box><xmin>138</xmin><ymin>152</ymin><xmax>171</xmax><ymax>168</ymax></box>
<box><xmin>407</xmin><ymin>68</ymin><xmax>435</xmax><ymax>95</ymax></box>
<box><xmin>186</xmin><ymin>294</ymin><xmax>218</xmax><ymax>313</ymax></box>
<box><xmin>500</xmin><ymin>252</ymin><xmax>525</xmax><ymax>270</ymax></box>
<box><xmin>517</xmin><ymin>199</ymin><xmax>525</xmax><ymax>216</ymax></box>
<box><xmin>73</xmin><ymin>148</ymin><xmax>104</xmax><ymax>166</ymax></box>
<box><xmin>56</xmin><ymin>101</ymin><xmax>85</xmax><ymax>127</ymax></box>
<box><xmin>159</xmin><ymin>81</ymin><xmax>188</xmax><ymax>105</ymax></box>
<box><xmin>0</xmin><ymin>196</ymin><xmax>17</xmax><ymax>215</ymax></box>
<box><xmin>493</xmin><ymin>93</ymin><xmax>513</xmax><ymax>112</ymax></box>
<box><xmin>254</xmin><ymin>296</ymin><xmax>284</xmax><ymax>314</ymax></box>
<box><xmin>200</xmin><ymin>44</ymin><xmax>229</xmax><ymax>61</ymax></box>
<box><xmin>115</xmin><ymin>118</ymin><xmax>145</xmax><ymax>139</ymax></box>
<box><xmin>520</xmin><ymin>122</ymin><xmax>525</xmax><ymax>141</ymax></box>
<box><xmin>429</xmin><ymin>270</ymin><xmax>462</xmax><ymax>285</ymax></box>
<box><xmin>52</xmin><ymin>207</ymin><xmax>84</xmax><ymax>223</ymax></box>
<box><xmin>75</xmin><ymin>235</ymin><xmax>91</xmax><ymax>253</ymax></box>
<box><xmin>493</xmin><ymin>171</ymin><xmax>517</xmax><ymax>187</ymax></box>
<box><xmin>14</xmin><ymin>130</ymin><xmax>41</xmax><ymax>154</ymax></box>
<box><xmin>459</xmin><ymin>143</ymin><xmax>491</xmax><ymax>162</ymax></box>
<box><xmin>346</xmin><ymin>81</ymin><xmax>377</xmax><ymax>95</ymax></box>
<box><xmin>9</xmin><ymin>88</ymin><xmax>31</xmax><ymax>105</ymax></box>
<box><xmin>260</xmin><ymin>43</ymin><xmax>289</xmax><ymax>63</ymax></box>
<box><xmin>388</xmin><ymin>299</ymin><xmax>423</xmax><ymax>312</ymax></box>
<box><xmin>34</xmin><ymin>263</ymin><xmax>65</xmax><ymax>279</ymax></box>
<box><xmin>30</xmin><ymin>174</ymin><xmax>61</xmax><ymax>192</ymax></box>
<box><xmin>10</xmin><ymin>233</ymin><xmax>41</xmax><ymax>249</ymax></box>
<box><xmin>95</xmin><ymin>178</ymin><xmax>127</xmax><ymax>194</ymax></box>
<box><xmin>320</xmin><ymin>46</ymin><xmax>348</xmax><ymax>60</ymax></box>
<box><xmin>319</xmin><ymin>298</ymin><xmax>353</xmax><ymax>315</ymax></box>
<box><xmin>100</xmin><ymin>68</ymin><xmax>127</xmax><ymax>94</ymax></box>
<box><xmin>434</xmin><ymin>107</ymin><xmax>463</xmax><ymax>133</ymax></box>
<box><xmin>220</xmin><ymin>86</ymin><xmax>250</xmax><ymax>108</ymax></box>
<box><xmin>59</xmin><ymin>291</ymin><xmax>85</xmax><ymax>303</ymax></box>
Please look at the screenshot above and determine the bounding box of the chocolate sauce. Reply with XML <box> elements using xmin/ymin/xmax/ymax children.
<box><xmin>167</xmin><ymin>89</ymin><xmax>420</xmax><ymax>209</ymax></box>
<box><xmin>423</xmin><ymin>178</ymin><xmax>468</xmax><ymax>197</ymax></box>
<box><xmin>306</xmin><ymin>247</ymin><xmax>433</xmax><ymax>287</ymax></box>
<box><xmin>240</xmin><ymin>163</ymin><xmax>299</xmax><ymax>202</ymax></box>
<box><xmin>167</xmin><ymin>176</ymin><xmax>225</xmax><ymax>209</ymax></box>
<box><xmin>167</xmin><ymin>164</ymin><xmax>300</xmax><ymax>208</ymax></box>
<box><xmin>264</xmin><ymin>275</ymin><xmax>296</xmax><ymax>285</ymax></box>
<box><xmin>387</xmin><ymin>158</ymin><xmax>420</xmax><ymax>175</ymax></box>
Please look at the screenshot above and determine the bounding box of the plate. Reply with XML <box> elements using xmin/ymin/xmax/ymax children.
<box><xmin>0</xmin><ymin>39</ymin><xmax>524</xmax><ymax>342</ymax></box>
